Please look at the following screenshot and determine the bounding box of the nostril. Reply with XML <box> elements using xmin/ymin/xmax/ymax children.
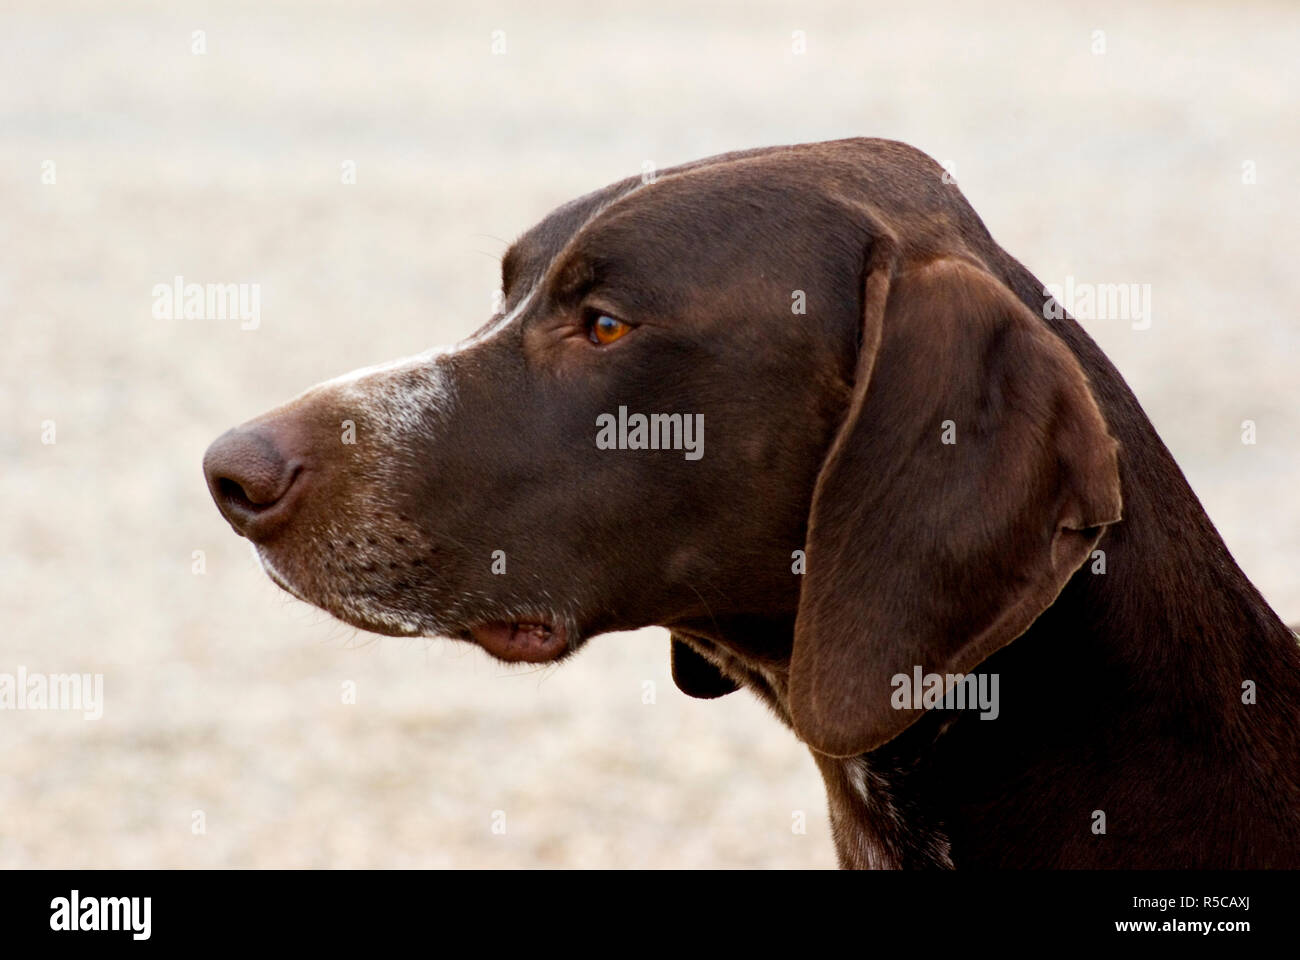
<box><xmin>215</xmin><ymin>475</ymin><xmax>270</xmax><ymax>512</ymax></box>
<box><xmin>216</xmin><ymin>476</ymin><xmax>252</xmax><ymax>510</ymax></box>
<box><xmin>203</xmin><ymin>426</ymin><xmax>307</xmax><ymax>539</ymax></box>
<box><xmin>214</xmin><ymin>463</ymin><xmax>301</xmax><ymax>511</ymax></box>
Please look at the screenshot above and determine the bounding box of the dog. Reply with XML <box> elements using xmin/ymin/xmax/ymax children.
<box><xmin>204</xmin><ymin>138</ymin><xmax>1300</xmax><ymax>868</ymax></box>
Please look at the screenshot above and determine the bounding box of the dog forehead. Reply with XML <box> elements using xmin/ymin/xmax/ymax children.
<box><xmin>502</xmin><ymin>177</ymin><xmax>641</xmax><ymax>293</ymax></box>
<box><xmin>493</xmin><ymin>139</ymin><xmax>975</xmax><ymax>340</ymax></box>
<box><xmin>505</xmin><ymin>146</ymin><xmax>843</xmax><ymax>287</ymax></box>
<box><xmin>527</xmin><ymin>173</ymin><xmax>858</xmax><ymax>318</ymax></box>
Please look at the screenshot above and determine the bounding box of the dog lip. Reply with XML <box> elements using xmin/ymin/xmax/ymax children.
<box><xmin>469</xmin><ymin>619</ymin><xmax>569</xmax><ymax>663</ymax></box>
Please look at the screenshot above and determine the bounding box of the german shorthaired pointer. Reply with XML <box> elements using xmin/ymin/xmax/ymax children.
<box><xmin>204</xmin><ymin>138</ymin><xmax>1300</xmax><ymax>869</ymax></box>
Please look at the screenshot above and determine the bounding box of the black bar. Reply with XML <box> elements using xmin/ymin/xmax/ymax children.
<box><xmin>1</xmin><ymin>870</ymin><xmax>1290</xmax><ymax>946</ymax></box>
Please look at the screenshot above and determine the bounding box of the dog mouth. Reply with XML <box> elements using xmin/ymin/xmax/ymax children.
<box><xmin>255</xmin><ymin>545</ymin><xmax>574</xmax><ymax>660</ymax></box>
<box><xmin>468</xmin><ymin>619</ymin><xmax>570</xmax><ymax>663</ymax></box>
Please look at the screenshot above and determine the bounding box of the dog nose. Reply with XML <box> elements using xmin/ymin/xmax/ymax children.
<box><xmin>203</xmin><ymin>426</ymin><xmax>306</xmax><ymax>540</ymax></box>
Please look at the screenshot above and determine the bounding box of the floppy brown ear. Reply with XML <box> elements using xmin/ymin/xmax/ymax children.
<box><xmin>671</xmin><ymin>635</ymin><xmax>739</xmax><ymax>699</ymax></box>
<box><xmin>789</xmin><ymin>257</ymin><xmax>1122</xmax><ymax>757</ymax></box>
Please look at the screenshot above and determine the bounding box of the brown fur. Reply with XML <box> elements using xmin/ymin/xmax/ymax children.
<box><xmin>205</xmin><ymin>138</ymin><xmax>1300</xmax><ymax>868</ymax></box>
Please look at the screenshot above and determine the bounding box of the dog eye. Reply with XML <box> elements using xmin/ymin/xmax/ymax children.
<box><xmin>588</xmin><ymin>313</ymin><xmax>632</xmax><ymax>345</ymax></box>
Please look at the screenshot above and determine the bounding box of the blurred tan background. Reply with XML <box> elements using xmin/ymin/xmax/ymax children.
<box><xmin>2</xmin><ymin>0</ymin><xmax>1296</xmax><ymax>868</ymax></box>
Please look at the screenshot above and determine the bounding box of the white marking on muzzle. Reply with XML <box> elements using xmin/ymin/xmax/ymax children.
<box><xmin>303</xmin><ymin>286</ymin><xmax>536</xmax><ymax>438</ymax></box>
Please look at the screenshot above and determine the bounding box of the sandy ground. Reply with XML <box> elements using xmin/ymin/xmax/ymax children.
<box><xmin>2</xmin><ymin>0</ymin><xmax>1297</xmax><ymax>868</ymax></box>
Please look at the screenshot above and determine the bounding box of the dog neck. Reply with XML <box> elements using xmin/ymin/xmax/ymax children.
<box><xmin>670</xmin><ymin>514</ymin><xmax>1300</xmax><ymax>869</ymax></box>
<box><xmin>669</xmin><ymin>622</ymin><xmax>958</xmax><ymax>869</ymax></box>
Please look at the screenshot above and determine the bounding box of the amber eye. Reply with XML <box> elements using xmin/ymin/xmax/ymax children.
<box><xmin>588</xmin><ymin>313</ymin><xmax>632</xmax><ymax>345</ymax></box>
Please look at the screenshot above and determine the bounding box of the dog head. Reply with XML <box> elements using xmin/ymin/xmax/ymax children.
<box><xmin>204</xmin><ymin>139</ymin><xmax>1120</xmax><ymax>755</ymax></box>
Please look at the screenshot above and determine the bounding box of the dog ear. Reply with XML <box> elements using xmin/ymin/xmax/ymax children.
<box><xmin>789</xmin><ymin>257</ymin><xmax>1122</xmax><ymax>758</ymax></box>
<box><xmin>671</xmin><ymin>636</ymin><xmax>739</xmax><ymax>699</ymax></box>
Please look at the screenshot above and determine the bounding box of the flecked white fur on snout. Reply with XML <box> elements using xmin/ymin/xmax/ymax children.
<box><xmin>302</xmin><ymin>287</ymin><xmax>536</xmax><ymax>441</ymax></box>
<box><xmin>256</xmin><ymin>287</ymin><xmax>542</xmax><ymax>637</ymax></box>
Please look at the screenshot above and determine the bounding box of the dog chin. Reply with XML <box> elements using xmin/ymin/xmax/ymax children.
<box><xmin>254</xmin><ymin>543</ymin><xmax>576</xmax><ymax>657</ymax></box>
<box><xmin>254</xmin><ymin>545</ymin><xmax>426</xmax><ymax>637</ymax></box>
